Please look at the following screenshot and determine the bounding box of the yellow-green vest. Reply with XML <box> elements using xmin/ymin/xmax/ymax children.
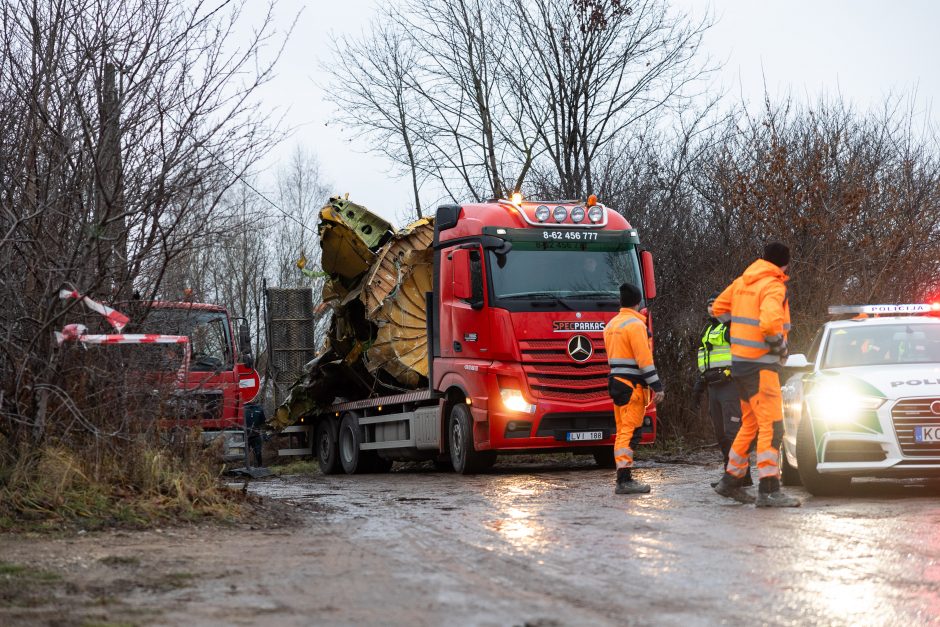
<box><xmin>697</xmin><ymin>322</ymin><xmax>732</xmax><ymax>372</ymax></box>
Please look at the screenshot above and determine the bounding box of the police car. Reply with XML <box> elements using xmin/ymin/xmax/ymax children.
<box><xmin>780</xmin><ymin>303</ymin><xmax>940</xmax><ymax>495</ymax></box>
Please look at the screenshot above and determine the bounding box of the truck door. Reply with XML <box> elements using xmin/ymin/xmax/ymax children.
<box><xmin>441</xmin><ymin>244</ymin><xmax>490</xmax><ymax>360</ymax></box>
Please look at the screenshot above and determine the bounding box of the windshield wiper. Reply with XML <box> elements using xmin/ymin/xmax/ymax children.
<box><xmin>565</xmin><ymin>290</ymin><xmax>619</xmax><ymax>301</ymax></box>
<box><xmin>501</xmin><ymin>292</ymin><xmax>575</xmax><ymax>310</ymax></box>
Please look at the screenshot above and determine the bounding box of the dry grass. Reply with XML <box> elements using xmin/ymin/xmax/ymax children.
<box><xmin>0</xmin><ymin>433</ymin><xmax>245</xmax><ymax>532</ymax></box>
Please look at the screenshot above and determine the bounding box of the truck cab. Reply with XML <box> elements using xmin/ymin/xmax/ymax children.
<box><xmin>430</xmin><ymin>197</ymin><xmax>658</xmax><ymax>467</ymax></box>
<box><xmin>130</xmin><ymin>301</ymin><xmax>260</xmax><ymax>460</ymax></box>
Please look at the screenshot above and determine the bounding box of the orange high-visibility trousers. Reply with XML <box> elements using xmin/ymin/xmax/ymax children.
<box><xmin>726</xmin><ymin>369</ymin><xmax>784</xmax><ymax>480</ymax></box>
<box><xmin>613</xmin><ymin>380</ymin><xmax>649</xmax><ymax>469</ymax></box>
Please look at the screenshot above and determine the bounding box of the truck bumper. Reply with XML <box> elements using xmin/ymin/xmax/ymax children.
<box><xmin>481</xmin><ymin>398</ymin><xmax>657</xmax><ymax>452</ymax></box>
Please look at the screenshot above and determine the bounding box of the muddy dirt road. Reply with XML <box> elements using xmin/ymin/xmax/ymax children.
<box><xmin>3</xmin><ymin>459</ymin><xmax>940</xmax><ymax>626</ymax></box>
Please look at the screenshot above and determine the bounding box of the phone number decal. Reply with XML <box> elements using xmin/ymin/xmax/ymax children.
<box><xmin>541</xmin><ymin>230</ymin><xmax>598</xmax><ymax>241</ymax></box>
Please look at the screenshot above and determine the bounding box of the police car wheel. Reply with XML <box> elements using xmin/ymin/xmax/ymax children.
<box><xmin>780</xmin><ymin>442</ymin><xmax>801</xmax><ymax>486</ymax></box>
<box><xmin>315</xmin><ymin>418</ymin><xmax>341</xmax><ymax>475</ymax></box>
<box><xmin>796</xmin><ymin>413</ymin><xmax>851</xmax><ymax>496</ymax></box>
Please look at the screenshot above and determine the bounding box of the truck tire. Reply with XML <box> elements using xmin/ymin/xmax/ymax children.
<box><xmin>780</xmin><ymin>440</ymin><xmax>801</xmax><ymax>486</ymax></box>
<box><xmin>315</xmin><ymin>418</ymin><xmax>341</xmax><ymax>475</ymax></box>
<box><xmin>593</xmin><ymin>448</ymin><xmax>616</xmax><ymax>468</ymax></box>
<box><xmin>338</xmin><ymin>412</ymin><xmax>363</xmax><ymax>474</ymax></box>
<box><xmin>796</xmin><ymin>413</ymin><xmax>850</xmax><ymax>496</ymax></box>
<box><xmin>448</xmin><ymin>403</ymin><xmax>493</xmax><ymax>474</ymax></box>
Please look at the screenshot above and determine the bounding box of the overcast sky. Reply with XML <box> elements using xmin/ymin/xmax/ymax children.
<box><xmin>246</xmin><ymin>0</ymin><xmax>940</xmax><ymax>226</ymax></box>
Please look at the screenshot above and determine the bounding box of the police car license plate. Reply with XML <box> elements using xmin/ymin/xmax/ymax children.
<box><xmin>567</xmin><ymin>431</ymin><xmax>603</xmax><ymax>442</ymax></box>
<box><xmin>914</xmin><ymin>426</ymin><xmax>940</xmax><ymax>443</ymax></box>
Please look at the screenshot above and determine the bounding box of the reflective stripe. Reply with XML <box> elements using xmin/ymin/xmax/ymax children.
<box><xmin>758</xmin><ymin>465</ymin><xmax>779</xmax><ymax>479</ymax></box>
<box><xmin>765</xmin><ymin>334</ymin><xmax>783</xmax><ymax>343</ymax></box>
<box><xmin>616</xmin><ymin>460</ymin><xmax>634</xmax><ymax>469</ymax></box>
<box><xmin>731</xmin><ymin>336</ymin><xmax>770</xmax><ymax>349</ymax></box>
<box><xmin>733</xmin><ymin>354</ymin><xmax>782</xmax><ymax>365</ymax></box>
<box><xmin>640</xmin><ymin>365</ymin><xmax>657</xmax><ymax>373</ymax></box>
<box><xmin>783</xmin><ymin>323</ymin><xmax>792</xmax><ymax>330</ymax></box>
<box><xmin>731</xmin><ymin>316</ymin><xmax>760</xmax><ymax>326</ymax></box>
<box><xmin>610</xmin><ymin>367</ymin><xmax>643</xmax><ymax>376</ymax></box>
<box><xmin>644</xmin><ymin>374</ymin><xmax>660</xmax><ymax>384</ymax></box>
<box><xmin>756</xmin><ymin>451</ymin><xmax>778</xmax><ymax>464</ymax></box>
<box><xmin>716</xmin><ymin>313</ymin><xmax>731</xmax><ymax>322</ymax></box>
<box><xmin>609</xmin><ymin>358</ymin><xmax>639</xmax><ymax>366</ymax></box>
<box><xmin>725</xmin><ymin>465</ymin><xmax>748</xmax><ymax>478</ymax></box>
<box><xmin>618</xmin><ymin>318</ymin><xmax>642</xmax><ymax>329</ymax></box>
<box><xmin>707</xmin><ymin>358</ymin><xmax>732</xmax><ymax>368</ymax></box>
<box><xmin>728</xmin><ymin>449</ymin><xmax>748</xmax><ymax>465</ymax></box>
<box><xmin>614</xmin><ymin>448</ymin><xmax>632</xmax><ymax>457</ymax></box>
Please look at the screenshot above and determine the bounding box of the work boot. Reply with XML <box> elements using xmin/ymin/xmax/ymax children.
<box><xmin>714</xmin><ymin>472</ymin><xmax>755</xmax><ymax>504</ymax></box>
<box><xmin>714</xmin><ymin>470</ymin><xmax>754</xmax><ymax>488</ymax></box>
<box><xmin>755</xmin><ymin>477</ymin><xmax>801</xmax><ymax>508</ymax></box>
<box><xmin>615</xmin><ymin>468</ymin><xmax>651</xmax><ymax>495</ymax></box>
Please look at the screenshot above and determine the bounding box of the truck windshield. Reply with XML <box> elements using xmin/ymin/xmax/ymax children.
<box><xmin>487</xmin><ymin>247</ymin><xmax>642</xmax><ymax>306</ymax></box>
<box><xmin>822</xmin><ymin>324</ymin><xmax>940</xmax><ymax>368</ymax></box>
<box><xmin>140</xmin><ymin>309</ymin><xmax>232</xmax><ymax>372</ymax></box>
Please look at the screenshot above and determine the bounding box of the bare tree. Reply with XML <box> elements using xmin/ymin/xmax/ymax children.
<box><xmin>0</xmin><ymin>0</ymin><xmax>283</xmax><ymax>447</ymax></box>
<box><xmin>324</xmin><ymin>22</ymin><xmax>428</xmax><ymax>218</ymax></box>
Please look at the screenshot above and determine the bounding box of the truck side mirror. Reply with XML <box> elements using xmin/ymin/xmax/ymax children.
<box><xmin>238</xmin><ymin>322</ymin><xmax>253</xmax><ymax>368</ymax></box>
<box><xmin>640</xmin><ymin>250</ymin><xmax>657</xmax><ymax>301</ymax></box>
<box><xmin>452</xmin><ymin>248</ymin><xmax>473</xmax><ymax>300</ymax></box>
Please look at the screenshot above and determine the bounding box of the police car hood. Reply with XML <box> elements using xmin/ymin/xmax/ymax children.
<box><xmin>819</xmin><ymin>364</ymin><xmax>940</xmax><ymax>398</ymax></box>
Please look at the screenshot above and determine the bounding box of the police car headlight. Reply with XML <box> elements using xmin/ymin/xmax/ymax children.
<box><xmin>809</xmin><ymin>382</ymin><xmax>884</xmax><ymax>423</ymax></box>
<box><xmin>500</xmin><ymin>387</ymin><xmax>537</xmax><ymax>414</ymax></box>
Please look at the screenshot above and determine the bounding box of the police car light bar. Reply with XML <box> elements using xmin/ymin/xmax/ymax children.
<box><xmin>828</xmin><ymin>303</ymin><xmax>940</xmax><ymax>316</ymax></box>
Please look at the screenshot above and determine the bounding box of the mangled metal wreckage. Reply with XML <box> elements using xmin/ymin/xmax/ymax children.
<box><xmin>272</xmin><ymin>196</ymin><xmax>433</xmax><ymax>429</ymax></box>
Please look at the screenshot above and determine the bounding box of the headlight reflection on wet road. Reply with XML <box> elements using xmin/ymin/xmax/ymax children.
<box><xmin>482</xmin><ymin>476</ymin><xmax>553</xmax><ymax>554</ymax></box>
<box><xmin>784</xmin><ymin>512</ymin><xmax>916</xmax><ymax>624</ymax></box>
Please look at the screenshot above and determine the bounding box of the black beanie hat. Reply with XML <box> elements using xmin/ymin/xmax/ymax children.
<box><xmin>619</xmin><ymin>283</ymin><xmax>642</xmax><ymax>307</ymax></box>
<box><xmin>763</xmin><ymin>242</ymin><xmax>790</xmax><ymax>268</ymax></box>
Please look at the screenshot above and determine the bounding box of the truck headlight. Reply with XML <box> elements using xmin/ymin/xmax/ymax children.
<box><xmin>587</xmin><ymin>206</ymin><xmax>603</xmax><ymax>223</ymax></box>
<box><xmin>570</xmin><ymin>206</ymin><xmax>585</xmax><ymax>223</ymax></box>
<box><xmin>500</xmin><ymin>387</ymin><xmax>537</xmax><ymax>414</ymax></box>
<box><xmin>535</xmin><ymin>205</ymin><xmax>550</xmax><ymax>222</ymax></box>
<box><xmin>809</xmin><ymin>382</ymin><xmax>884</xmax><ymax>423</ymax></box>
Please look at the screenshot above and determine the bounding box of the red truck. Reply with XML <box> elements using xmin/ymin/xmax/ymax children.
<box><xmin>292</xmin><ymin>197</ymin><xmax>658</xmax><ymax>474</ymax></box>
<box><xmin>126</xmin><ymin>301</ymin><xmax>261</xmax><ymax>460</ymax></box>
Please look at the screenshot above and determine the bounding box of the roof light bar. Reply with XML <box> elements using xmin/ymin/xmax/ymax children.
<box><xmin>828</xmin><ymin>304</ymin><xmax>939</xmax><ymax>316</ymax></box>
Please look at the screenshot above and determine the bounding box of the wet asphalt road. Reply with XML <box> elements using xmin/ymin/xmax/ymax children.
<box><xmin>252</xmin><ymin>460</ymin><xmax>940</xmax><ymax>627</ymax></box>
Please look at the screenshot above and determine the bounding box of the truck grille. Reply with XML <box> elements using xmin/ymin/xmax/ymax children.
<box><xmin>891</xmin><ymin>398</ymin><xmax>940</xmax><ymax>457</ymax></box>
<box><xmin>536</xmin><ymin>412</ymin><xmax>615</xmax><ymax>437</ymax></box>
<box><xmin>520</xmin><ymin>339</ymin><xmax>609</xmax><ymax>402</ymax></box>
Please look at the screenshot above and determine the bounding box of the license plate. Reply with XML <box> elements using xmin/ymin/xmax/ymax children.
<box><xmin>567</xmin><ymin>431</ymin><xmax>604</xmax><ymax>442</ymax></box>
<box><xmin>914</xmin><ymin>426</ymin><xmax>940</xmax><ymax>443</ymax></box>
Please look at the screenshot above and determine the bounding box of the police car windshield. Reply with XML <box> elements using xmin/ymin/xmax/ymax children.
<box><xmin>822</xmin><ymin>323</ymin><xmax>940</xmax><ymax>369</ymax></box>
<box><xmin>487</xmin><ymin>249</ymin><xmax>641</xmax><ymax>303</ymax></box>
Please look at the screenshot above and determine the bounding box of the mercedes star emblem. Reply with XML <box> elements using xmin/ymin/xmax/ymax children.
<box><xmin>567</xmin><ymin>334</ymin><xmax>593</xmax><ymax>362</ymax></box>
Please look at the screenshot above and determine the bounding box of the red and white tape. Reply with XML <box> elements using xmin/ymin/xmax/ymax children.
<box><xmin>58</xmin><ymin>289</ymin><xmax>130</xmax><ymax>331</ymax></box>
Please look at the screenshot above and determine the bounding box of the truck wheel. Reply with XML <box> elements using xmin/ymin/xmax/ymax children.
<box><xmin>338</xmin><ymin>412</ymin><xmax>363</xmax><ymax>474</ymax></box>
<box><xmin>448</xmin><ymin>403</ymin><xmax>493</xmax><ymax>474</ymax></box>
<box><xmin>780</xmin><ymin>440</ymin><xmax>801</xmax><ymax>486</ymax></box>
<box><xmin>315</xmin><ymin>418</ymin><xmax>341</xmax><ymax>475</ymax></box>
<box><xmin>796</xmin><ymin>414</ymin><xmax>850</xmax><ymax>496</ymax></box>
<box><xmin>593</xmin><ymin>448</ymin><xmax>616</xmax><ymax>468</ymax></box>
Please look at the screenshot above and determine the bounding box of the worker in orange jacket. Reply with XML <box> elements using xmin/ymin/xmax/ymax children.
<box><xmin>604</xmin><ymin>283</ymin><xmax>664</xmax><ymax>494</ymax></box>
<box><xmin>711</xmin><ymin>242</ymin><xmax>800</xmax><ymax>507</ymax></box>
